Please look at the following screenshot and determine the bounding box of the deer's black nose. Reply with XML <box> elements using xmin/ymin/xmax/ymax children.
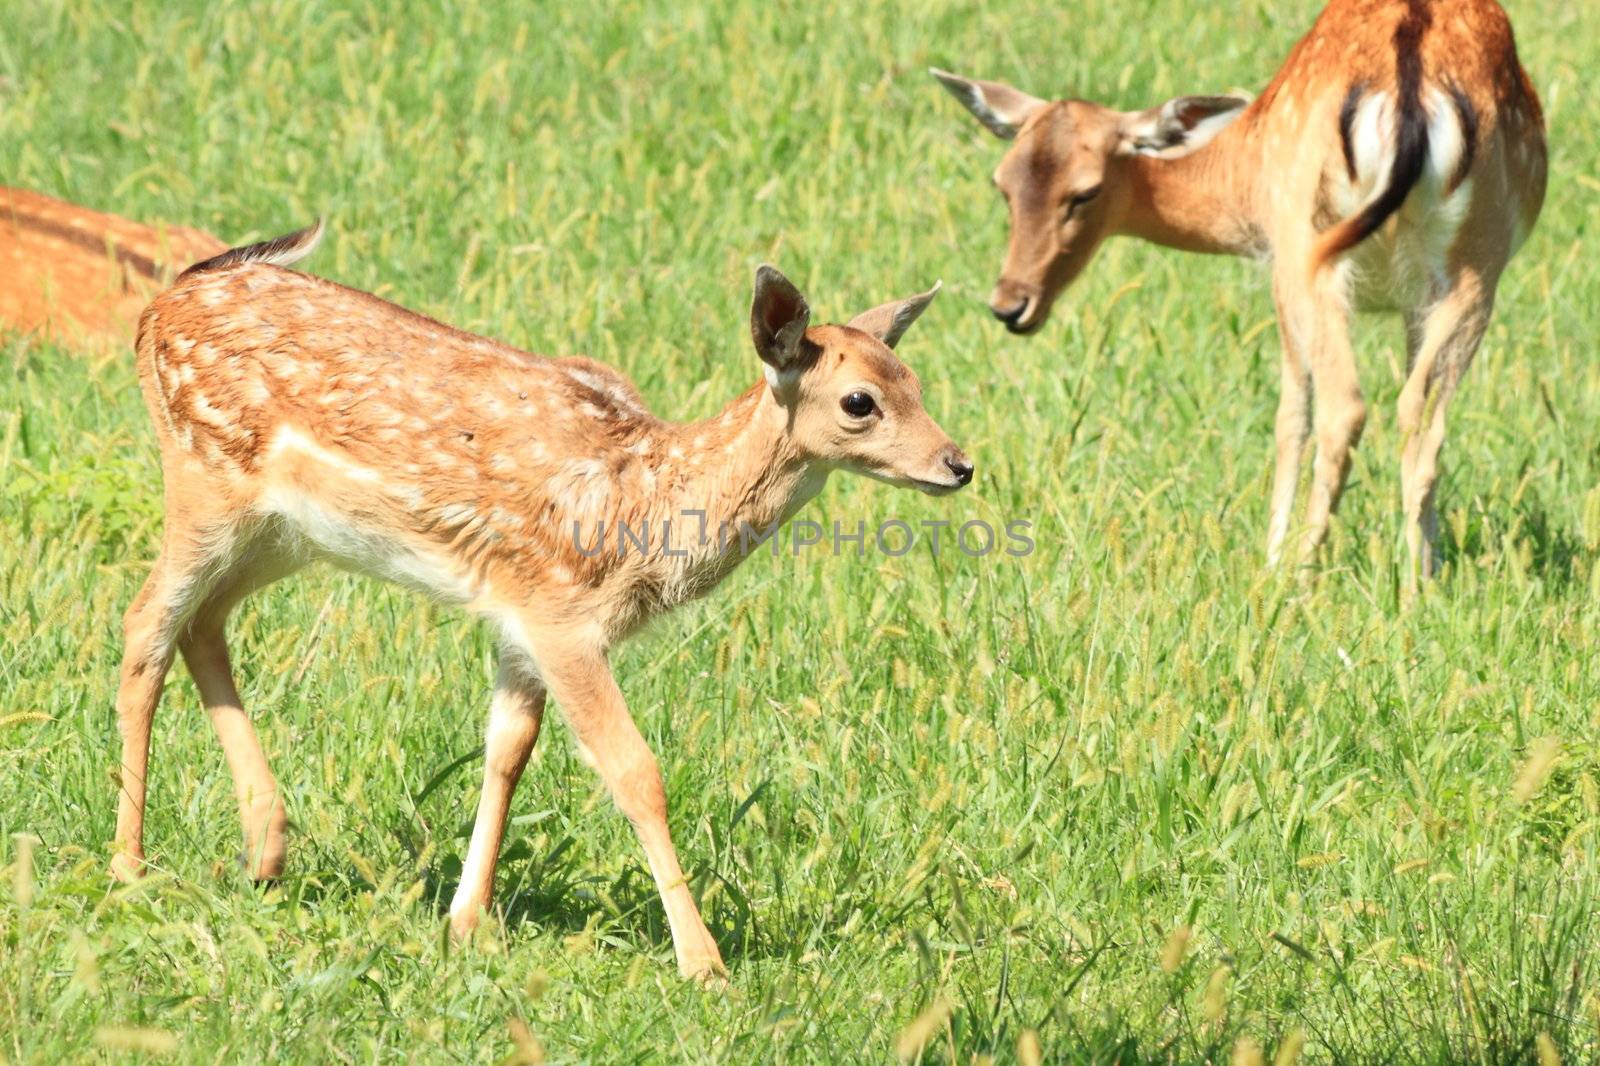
<box><xmin>945</xmin><ymin>454</ymin><xmax>975</xmax><ymax>486</ymax></box>
<box><xmin>991</xmin><ymin>302</ymin><xmax>1027</xmax><ymax>327</ymax></box>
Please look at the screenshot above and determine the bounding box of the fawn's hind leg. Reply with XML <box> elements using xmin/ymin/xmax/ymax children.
<box><xmin>178</xmin><ymin>540</ymin><xmax>304</xmax><ymax>879</ymax></box>
<box><xmin>112</xmin><ymin>554</ymin><xmax>187</xmax><ymax>881</ymax></box>
<box><xmin>112</xmin><ymin>526</ymin><xmax>235</xmax><ymax>879</ymax></box>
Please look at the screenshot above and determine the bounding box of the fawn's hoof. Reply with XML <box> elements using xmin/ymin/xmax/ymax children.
<box><xmin>448</xmin><ymin>908</ymin><xmax>482</xmax><ymax>942</ymax></box>
<box><xmin>109</xmin><ymin>851</ymin><xmax>146</xmax><ymax>883</ymax></box>
<box><xmin>679</xmin><ymin>955</ymin><xmax>728</xmax><ymax>987</ymax></box>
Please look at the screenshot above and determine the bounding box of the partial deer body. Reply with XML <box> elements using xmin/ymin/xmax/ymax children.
<box><xmin>1</xmin><ymin>186</ymin><xmax>225</xmax><ymax>344</ymax></box>
<box><xmin>934</xmin><ymin>0</ymin><xmax>1545</xmax><ymax>588</ymax></box>
<box><xmin>112</xmin><ymin>225</ymin><xmax>970</xmax><ymax>980</ymax></box>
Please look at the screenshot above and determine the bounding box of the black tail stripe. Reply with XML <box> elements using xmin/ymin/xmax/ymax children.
<box><xmin>1338</xmin><ymin>83</ymin><xmax>1366</xmax><ymax>183</ymax></box>
<box><xmin>1326</xmin><ymin>1</ymin><xmax>1432</xmax><ymax>258</ymax></box>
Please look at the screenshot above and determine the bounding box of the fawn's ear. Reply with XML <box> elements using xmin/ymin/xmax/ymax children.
<box><xmin>1117</xmin><ymin>95</ymin><xmax>1248</xmax><ymax>157</ymax></box>
<box><xmin>845</xmin><ymin>281</ymin><xmax>941</xmax><ymax>350</ymax></box>
<box><xmin>751</xmin><ymin>265</ymin><xmax>815</xmax><ymax>376</ymax></box>
<box><xmin>930</xmin><ymin>68</ymin><xmax>1047</xmax><ymax>139</ymax></box>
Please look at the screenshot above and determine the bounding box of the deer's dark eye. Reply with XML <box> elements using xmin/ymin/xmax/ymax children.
<box><xmin>841</xmin><ymin>391</ymin><xmax>876</xmax><ymax>418</ymax></box>
<box><xmin>1063</xmin><ymin>185</ymin><xmax>1102</xmax><ymax>221</ymax></box>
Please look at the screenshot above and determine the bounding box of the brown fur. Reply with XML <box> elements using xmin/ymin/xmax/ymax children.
<box><xmin>110</xmin><ymin>240</ymin><xmax>969</xmax><ymax>982</ymax></box>
<box><xmin>0</xmin><ymin>187</ymin><xmax>225</xmax><ymax>345</ymax></box>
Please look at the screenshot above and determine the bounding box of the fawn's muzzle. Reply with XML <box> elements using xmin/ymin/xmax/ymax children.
<box><xmin>944</xmin><ymin>451</ymin><xmax>975</xmax><ymax>486</ymax></box>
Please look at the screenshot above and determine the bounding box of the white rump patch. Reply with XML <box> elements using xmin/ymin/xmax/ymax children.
<box><xmin>1419</xmin><ymin>88</ymin><xmax>1469</xmax><ymax>196</ymax></box>
<box><xmin>1339</xmin><ymin>87</ymin><xmax>1471</xmax><ymax>211</ymax></box>
<box><xmin>1337</xmin><ymin>87</ymin><xmax>1474</xmax><ymax>311</ymax></box>
<box><xmin>1340</xmin><ymin>91</ymin><xmax>1396</xmax><ymax>215</ymax></box>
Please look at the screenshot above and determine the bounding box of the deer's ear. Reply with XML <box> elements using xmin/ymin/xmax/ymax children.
<box><xmin>930</xmin><ymin>68</ymin><xmax>1047</xmax><ymax>140</ymax></box>
<box><xmin>845</xmin><ymin>281</ymin><xmax>940</xmax><ymax>350</ymax></box>
<box><xmin>750</xmin><ymin>265</ymin><xmax>815</xmax><ymax>374</ymax></box>
<box><xmin>1117</xmin><ymin>95</ymin><xmax>1248</xmax><ymax>157</ymax></box>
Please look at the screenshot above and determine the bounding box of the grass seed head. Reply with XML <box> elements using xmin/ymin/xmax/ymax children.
<box><xmin>10</xmin><ymin>834</ymin><xmax>36</xmax><ymax>908</ymax></box>
<box><xmin>1232</xmin><ymin>1035</ymin><xmax>1264</xmax><ymax>1066</ymax></box>
<box><xmin>1160</xmin><ymin>925</ymin><xmax>1192</xmax><ymax>972</ymax></box>
<box><xmin>1203</xmin><ymin>965</ymin><xmax>1231</xmax><ymax>1022</ymax></box>
<box><xmin>895</xmin><ymin>996</ymin><xmax>953</xmax><ymax>1063</ymax></box>
<box><xmin>1513</xmin><ymin>737</ymin><xmax>1561</xmax><ymax>805</ymax></box>
<box><xmin>93</xmin><ymin>1027</ymin><xmax>177</xmax><ymax>1055</ymax></box>
<box><xmin>1016</xmin><ymin>1028</ymin><xmax>1043</xmax><ymax>1066</ymax></box>
<box><xmin>1273</xmin><ymin>1028</ymin><xmax>1307</xmax><ymax>1066</ymax></box>
<box><xmin>505</xmin><ymin>1017</ymin><xmax>546</xmax><ymax>1065</ymax></box>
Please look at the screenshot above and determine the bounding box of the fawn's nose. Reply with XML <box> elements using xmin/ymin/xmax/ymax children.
<box><xmin>944</xmin><ymin>452</ymin><xmax>975</xmax><ymax>486</ymax></box>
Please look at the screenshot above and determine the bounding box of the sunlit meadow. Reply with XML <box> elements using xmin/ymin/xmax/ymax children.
<box><xmin>2</xmin><ymin>0</ymin><xmax>1598</xmax><ymax>1061</ymax></box>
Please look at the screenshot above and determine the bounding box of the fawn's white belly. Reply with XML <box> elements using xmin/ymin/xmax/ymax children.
<box><xmin>259</xmin><ymin>426</ymin><xmax>481</xmax><ymax>604</ymax></box>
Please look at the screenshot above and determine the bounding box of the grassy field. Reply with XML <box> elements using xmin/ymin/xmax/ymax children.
<box><xmin>3</xmin><ymin>0</ymin><xmax>1599</xmax><ymax>1061</ymax></box>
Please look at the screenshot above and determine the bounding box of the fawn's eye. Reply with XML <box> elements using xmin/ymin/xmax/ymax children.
<box><xmin>840</xmin><ymin>391</ymin><xmax>876</xmax><ymax>418</ymax></box>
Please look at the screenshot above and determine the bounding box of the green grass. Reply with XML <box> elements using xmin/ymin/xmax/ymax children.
<box><xmin>3</xmin><ymin>0</ymin><xmax>1599</xmax><ymax>1061</ymax></box>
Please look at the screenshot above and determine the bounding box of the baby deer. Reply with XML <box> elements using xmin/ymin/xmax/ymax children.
<box><xmin>933</xmin><ymin>0</ymin><xmax>1545</xmax><ymax>589</ymax></box>
<box><xmin>111</xmin><ymin>223</ymin><xmax>972</xmax><ymax>981</ymax></box>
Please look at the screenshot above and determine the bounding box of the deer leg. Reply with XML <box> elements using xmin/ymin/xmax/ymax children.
<box><xmin>111</xmin><ymin>560</ymin><xmax>185</xmax><ymax>880</ymax></box>
<box><xmin>178</xmin><ymin>545</ymin><xmax>303</xmax><ymax>880</ymax></box>
<box><xmin>1299</xmin><ymin>279</ymin><xmax>1366</xmax><ymax>562</ymax></box>
<box><xmin>111</xmin><ymin>530</ymin><xmax>235</xmax><ymax>880</ymax></box>
<box><xmin>1397</xmin><ymin>271</ymin><xmax>1496</xmax><ymax>593</ymax></box>
<box><xmin>1266</xmin><ymin>282</ymin><xmax>1313</xmax><ymax>565</ymax></box>
<box><xmin>448</xmin><ymin>654</ymin><xmax>546</xmax><ymax>936</ymax></box>
<box><xmin>517</xmin><ymin>624</ymin><xmax>725</xmax><ymax>981</ymax></box>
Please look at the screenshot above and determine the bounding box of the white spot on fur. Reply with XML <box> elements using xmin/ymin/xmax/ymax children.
<box><xmin>189</xmin><ymin>391</ymin><xmax>237</xmax><ymax>430</ymax></box>
<box><xmin>268</xmin><ymin>426</ymin><xmax>380</xmax><ymax>481</ymax></box>
<box><xmin>437</xmin><ymin>503</ymin><xmax>478</xmax><ymax>526</ymax></box>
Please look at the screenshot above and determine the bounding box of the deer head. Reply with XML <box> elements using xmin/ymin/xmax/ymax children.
<box><xmin>932</xmin><ymin>68</ymin><xmax>1246</xmax><ymax>333</ymax></box>
<box><xmin>750</xmin><ymin>265</ymin><xmax>973</xmax><ymax>493</ymax></box>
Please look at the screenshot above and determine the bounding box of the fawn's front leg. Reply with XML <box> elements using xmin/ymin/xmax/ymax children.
<box><xmin>449</xmin><ymin>656</ymin><xmax>547</xmax><ymax>936</ymax></box>
<box><xmin>521</xmin><ymin>623</ymin><xmax>725</xmax><ymax>981</ymax></box>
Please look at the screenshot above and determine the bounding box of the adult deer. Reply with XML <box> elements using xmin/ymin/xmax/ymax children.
<box><xmin>1</xmin><ymin>186</ymin><xmax>225</xmax><ymax>343</ymax></box>
<box><xmin>110</xmin><ymin>223</ymin><xmax>972</xmax><ymax>981</ymax></box>
<box><xmin>932</xmin><ymin>0</ymin><xmax>1545</xmax><ymax>587</ymax></box>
